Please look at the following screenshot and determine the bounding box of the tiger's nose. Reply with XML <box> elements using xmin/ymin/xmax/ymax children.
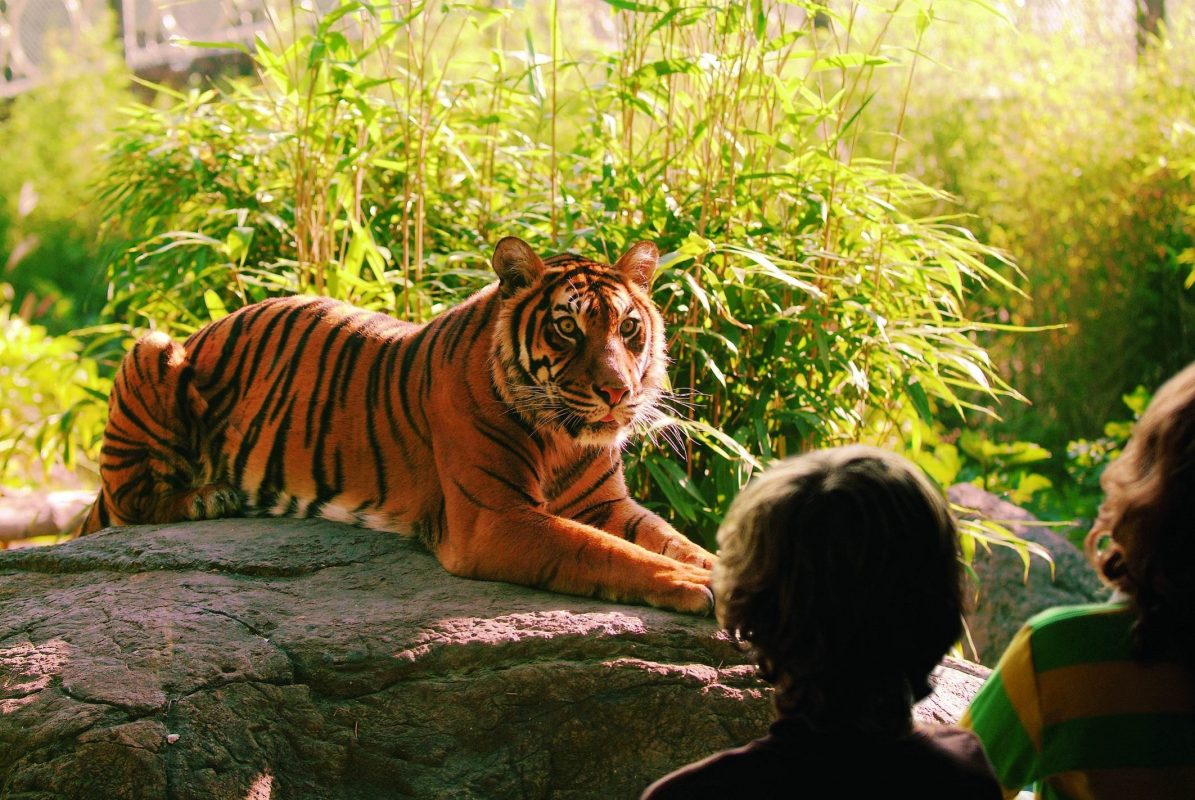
<box><xmin>596</xmin><ymin>384</ymin><xmax>629</xmax><ymax>407</ymax></box>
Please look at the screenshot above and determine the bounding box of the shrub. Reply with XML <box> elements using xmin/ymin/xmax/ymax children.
<box><xmin>909</xmin><ymin>383</ymin><xmax>1151</xmax><ymax>554</ymax></box>
<box><xmin>0</xmin><ymin>286</ymin><xmax>108</xmax><ymax>490</ymax></box>
<box><xmin>0</xmin><ymin>19</ymin><xmax>130</xmax><ymax>333</ymax></box>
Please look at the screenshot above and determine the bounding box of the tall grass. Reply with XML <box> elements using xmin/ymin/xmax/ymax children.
<box><xmin>869</xmin><ymin>1</ymin><xmax>1195</xmax><ymax>448</ymax></box>
<box><xmin>85</xmin><ymin>0</ymin><xmax>1033</xmax><ymax>555</ymax></box>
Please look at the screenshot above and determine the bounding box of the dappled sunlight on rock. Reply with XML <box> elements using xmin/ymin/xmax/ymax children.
<box><xmin>0</xmin><ymin>638</ymin><xmax>71</xmax><ymax>713</ymax></box>
<box><xmin>395</xmin><ymin>609</ymin><xmax>649</xmax><ymax>660</ymax></box>
<box><xmin>245</xmin><ymin>771</ymin><xmax>273</xmax><ymax>800</ymax></box>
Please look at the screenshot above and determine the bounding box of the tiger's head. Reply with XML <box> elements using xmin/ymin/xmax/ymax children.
<box><xmin>490</xmin><ymin>237</ymin><xmax>669</xmax><ymax>448</ymax></box>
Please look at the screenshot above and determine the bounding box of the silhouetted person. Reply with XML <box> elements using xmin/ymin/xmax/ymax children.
<box><xmin>643</xmin><ymin>446</ymin><xmax>1000</xmax><ymax>799</ymax></box>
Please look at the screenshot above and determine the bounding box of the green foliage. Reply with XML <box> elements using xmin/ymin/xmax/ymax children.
<box><xmin>912</xmin><ymin>421</ymin><xmax>1057</xmax><ymax>512</ymax></box>
<box><xmin>903</xmin><ymin>416</ymin><xmax>1055</xmax><ymax>581</ymax></box>
<box><xmin>911</xmin><ymin>384</ymin><xmax>1150</xmax><ymax>553</ymax></box>
<box><xmin>881</xmin><ymin>3</ymin><xmax>1195</xmax><ymax>447</ymax></box>
<box><xmin>0</xmin><ymin>18</ymin><xmax>130</xmax><ymax>333</ymax></box>
<box><xmin>0</xmin><ymin>21</ymin><xmax>127</xmax><ymax>495</ymax></box>
<box><xmin>1057</xmin><ymin>385</ymin><xmax>1148</xmax><ymax>526</ymax></box>
<box><xmin>0</xmin><ymin>286</ymin><xmax>109</xmax><ymax>490</ymax></box>
<box><xmin>91</xmin><ymin>0</ymin><xmax>1028</xmax><ymax>549</ymax></box>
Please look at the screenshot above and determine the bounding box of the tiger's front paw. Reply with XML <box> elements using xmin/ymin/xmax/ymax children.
<box><xmin>645</xmin><ymin>564</ymin><xmax>715</xmax><ymax>616</ymax></box>
<box><xmin>661</xmin><ymin>536</ymin><xmax>716</xmax><ymax>570</ymax></box>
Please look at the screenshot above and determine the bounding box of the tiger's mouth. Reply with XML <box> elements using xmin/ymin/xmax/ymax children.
<box><xmin>553</xmin><ymin>402</ymin><xmax>631</xmax><ymax>441</ymax></box>
<box><xmin>581</xmin><ymin>402</ymin><xmax>635</xmax><ymax>429</ymax></box>
<box><xmin>554</xmin><ymin>395</ymin><xmax>656</xmax><ymax>446</ymax></box>
<box><xmin>506</xmin><ymin>378</ymin><xmax>645</xmax><ymax>441</ymax></box>
<box><xmin>545</xmin><ymin>391</ymin><xmax>636</xmax><ymax>429</ymax></box>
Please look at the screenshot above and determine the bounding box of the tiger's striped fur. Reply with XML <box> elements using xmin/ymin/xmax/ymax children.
<box><xmin>78</xmin><ymin>238</ymin><xmax>715</xmax><ymax>613</ymax></box>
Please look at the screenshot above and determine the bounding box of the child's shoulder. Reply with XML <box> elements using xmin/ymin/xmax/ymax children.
<box><xmin>639</xmin><ymin>735</ymin><xmax>789</xmax><ymax>800</ymax></box>
<box><xmin>1021</xmin><ymin>601</ymin><xmax>1134</xmax><ymax>669</ymax></box>
<box><xmin>1025</xmin><ymin>600</ymin><xmax>1132</xmax><ymax>631</ymax></box>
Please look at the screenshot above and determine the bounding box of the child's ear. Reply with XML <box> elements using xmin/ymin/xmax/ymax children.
<box><xmin>492</xmin><ymin>237</ymin><xmax>546</xmax><ymax>296</ymax></box>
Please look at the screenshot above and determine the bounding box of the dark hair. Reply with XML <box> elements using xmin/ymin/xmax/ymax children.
<box><xmin>713</xmin><ymin>445</ymin><xmax>963</xmax><ymax>730</ymax></box>
<box><xmin>1085</xmin><ymin>360</ymin><xmax>1195</xmax><ymax>670</ymax></box>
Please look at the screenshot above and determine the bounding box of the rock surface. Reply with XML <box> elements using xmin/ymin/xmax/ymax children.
<box><xmin>950</xmin><ymin>484</ymin><xmax>1110</xmax><ymax>665</ymax></box>
<box><xmin>0</xmin><ymin>519</ymin><xmax>987</xmax><ymax>799</ymax></box>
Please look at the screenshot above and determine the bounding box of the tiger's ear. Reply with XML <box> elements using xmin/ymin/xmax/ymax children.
<box><xmin>613</xmin><ymin>241</ymin><xmax>659</xmax><ymax>290</ymax></box>
<box><xmin>493</xmin><ymin>237</ymin><xmax>546</xmax><ymax>296</ymax></box>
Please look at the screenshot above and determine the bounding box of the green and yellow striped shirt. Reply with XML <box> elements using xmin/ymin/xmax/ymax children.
<box><xmin>962</xmin><ymin>602</ymin><xmax>1195</xmax><ymax>800</ymax></box>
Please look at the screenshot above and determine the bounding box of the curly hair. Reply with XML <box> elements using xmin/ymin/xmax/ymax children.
<box><xmin>713</xmin><ymin>445</ymin><xmax>963</xmax><ymax>730</ymax></box>
<box><xmin>1085</xmin><ymin>360</ymin><xmax>1195</xmax><ymax>670</ymax></box>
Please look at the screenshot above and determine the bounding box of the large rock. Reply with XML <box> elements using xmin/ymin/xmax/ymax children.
<box><xmin>950</xmin><ymin>484</ymin><xmax>1110</xmax><ymax>665</ymax></box>
<box><xmin>0</xmin><ymin>519</ymin><xmax>987</xmax><ymax>800</ymax></box>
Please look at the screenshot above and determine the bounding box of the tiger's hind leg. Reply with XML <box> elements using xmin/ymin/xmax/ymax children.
<box><xmin>78</xmin><ymin>331</ymin><xmax>242</xmax><ymax>534</ymax></box>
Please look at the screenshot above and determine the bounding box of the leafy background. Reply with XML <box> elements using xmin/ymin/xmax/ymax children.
<box><xmin>2</xmin><ymin>0</ymin><xmax>1192</xmax><ymax>567</ymax></box>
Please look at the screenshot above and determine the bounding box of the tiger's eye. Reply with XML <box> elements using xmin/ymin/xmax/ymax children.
<box><xmin>619</xmin><ymin>317</ymin><xmax>639</xmax><ymax>337</ymax></box>
<box><xmin>555</xmin><ymin>317</ymin><xmax>578</xmax><ymax>336</ymax></box>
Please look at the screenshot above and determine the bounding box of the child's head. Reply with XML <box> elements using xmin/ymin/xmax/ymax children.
<box><xmin>714</xmin><ymin>445</ymin><xmax>963</xmax><ymax>725</ymax></box>
<box><xmin>1086</xmin><ymin>360</ymin><xmax>1195</xmax><ymax>667</ymax></box>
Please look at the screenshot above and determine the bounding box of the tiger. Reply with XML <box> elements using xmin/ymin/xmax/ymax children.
<box><xmin>78</xmin><ymin>237</ymin><xmax>716</xmax><ymax>614</ymax></box>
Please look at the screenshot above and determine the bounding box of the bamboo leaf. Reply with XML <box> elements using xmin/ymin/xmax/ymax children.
<box><xmin>811</xmin><ymin>53</ymin><xmax>893</xmax><ymax>72</ymax></box>
<box><xmin>601</xmin><ymin>0</ymin><xmax>661</xmax><ymax>12</ymax></box>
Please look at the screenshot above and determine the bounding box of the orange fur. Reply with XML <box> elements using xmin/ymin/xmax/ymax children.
<box><xmin>79</xmin><ymin>239</ymin><xmax>715</xmax><ymax>613</ymax></box>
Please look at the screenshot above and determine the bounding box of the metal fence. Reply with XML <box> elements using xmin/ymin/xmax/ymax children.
<box><xmin>0</xmin><ymin>0</ymin><xmax>268</xmax><ymax>98</ymax></box>
<box><xmin>0</xmin><ymin>0</ymin><xmax>1185</xmax><ymax>99</ymax></box>
<box><xmin>120</xmin><ymin>0</ymin><xmax>269</xmax><ymax>71</ymax></box>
